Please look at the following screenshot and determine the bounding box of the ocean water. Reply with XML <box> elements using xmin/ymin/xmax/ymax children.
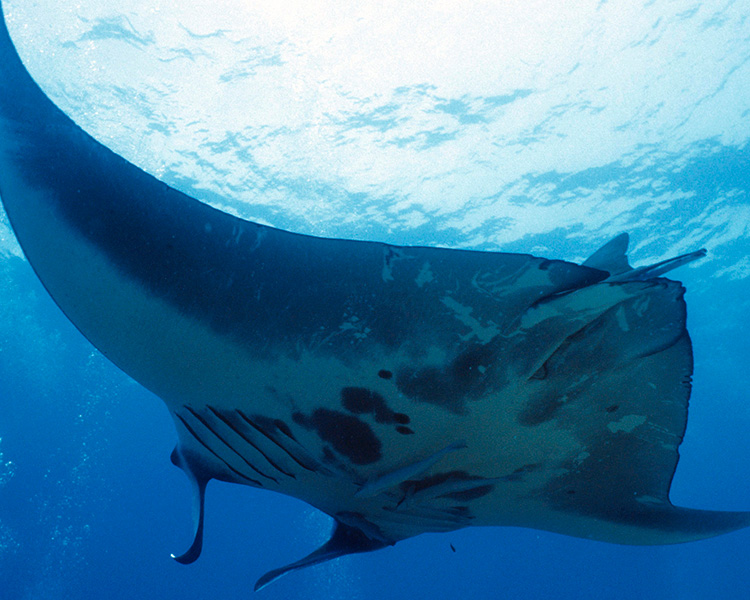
<box><xmin>1</xmin><ymin>1</ymin><xmax>749</xmax><ymax>599</ymax></box>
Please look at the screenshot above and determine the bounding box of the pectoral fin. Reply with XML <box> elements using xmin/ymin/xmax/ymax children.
<box><xmin>254</xmin><ymin>520</ymin><xmax>388</xmax><ymax>592</ymax></box>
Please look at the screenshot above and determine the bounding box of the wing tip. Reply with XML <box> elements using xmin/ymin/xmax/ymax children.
<box><xmin>661</xmin><ymin>504</ymin><xmax>750</xmax><ymax>543</ymax></box>
<box><xmin>253</xmin><ymin>519</ymin><xmax>389</xmax><ymax>591</ymax></box>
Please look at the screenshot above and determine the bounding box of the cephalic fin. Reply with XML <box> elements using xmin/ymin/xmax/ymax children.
<box><xmin>170</xmin><ymin>447</ymin><xmax>210</xmax><ymax>564</ymax></box>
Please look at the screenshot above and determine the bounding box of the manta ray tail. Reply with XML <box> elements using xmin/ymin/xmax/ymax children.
<box><xmin>254</xmin><ymin>520</ymin><xmax>389</xmax><ymax>592</ymax></box>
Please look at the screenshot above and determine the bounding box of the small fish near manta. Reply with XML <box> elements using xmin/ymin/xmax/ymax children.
<box><xmin>0</xmin><ymin>3</ymin><xmax>748</xmax><ymax>591</ymax></box>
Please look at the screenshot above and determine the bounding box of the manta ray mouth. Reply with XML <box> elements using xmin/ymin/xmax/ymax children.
<box><xmin>0</xmin><ymin>1</ymin><xmax>747</xmax><ymax>591</ymax></box>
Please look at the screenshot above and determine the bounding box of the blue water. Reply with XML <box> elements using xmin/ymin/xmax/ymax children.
<box><xmin>1</xmin><ymin>1</ymin><xmax>750</xmax><ymax>599</ymax></box>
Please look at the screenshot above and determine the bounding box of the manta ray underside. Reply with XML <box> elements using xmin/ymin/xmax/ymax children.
<box><xmin>0</xmin><ymin>3</ymin><xmax>748</xmax><ymax>591</ymax></box>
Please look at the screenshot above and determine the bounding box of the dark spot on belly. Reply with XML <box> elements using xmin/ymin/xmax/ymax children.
<box><xmin>341</xmin><ymin>387</ymin><xmax>411</xmax><ymax>426</ymax></box>
<box><xmin>606</xmin><ymin>404</ymin><xmax>619</xmax><ymax>413</ymax></box>
<box><xmin>293</xmin><ymin>409</ymin><xmax>381</xmax><ymax>465</ymax></box>
<box><xmin>396</xmin><ymin>343</ymin><xmax>494</xmax><ymax>414</ymax></box>
<box><xmin>251</xmin><ymin>414</ymin><xmax>297</xmax><ymax>441</ymax></box>
<box><xmin>453</xmin><ymin>345</ymin><xmax>493</xmax><ymax>383</ymax></box>
<box><xmin>518</xmin><ymin>396</ymin><xmax>564</xmax><ymax>426</ymax></box>
<box><xmin>394</xmin><ymin>413</ymin><xmax>410</xmax><ymax>425</ymax></box>
<box><xmin>396</xmin><ymin>426</ymin><xmax>414</xmax><ymax>435</ymax></box>
<box><xmin>274</xmin><ymin>419</ymin><xmax>295</xmax><ymax>439</ymax></box>
<box><xmin>341</xmin><ymin>387</ymin><xmax>381</xmax><ymax>414</ymax></box>
<box><xmin>378</xmin><ymin>369</ymin><xmax>393</xmax><ymax>379</ymax></box>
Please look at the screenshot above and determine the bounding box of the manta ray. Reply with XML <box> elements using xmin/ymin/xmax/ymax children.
<box><xmin>0</xmin><ymin>3</ymin><xmax>748</xmax><ymax>591</ymax></box>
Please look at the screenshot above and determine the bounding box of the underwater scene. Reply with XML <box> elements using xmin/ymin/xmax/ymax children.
<box><xmin>1</xmin><ymin>1</ymin><xmax>749</xmax><ymax>598</ymax></box>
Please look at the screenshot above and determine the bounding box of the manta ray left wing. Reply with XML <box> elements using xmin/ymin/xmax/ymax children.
<box><xmin>1</xmin><ymin>4</ymin><xmax>748</xmax><ymax>589</ymax></box>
